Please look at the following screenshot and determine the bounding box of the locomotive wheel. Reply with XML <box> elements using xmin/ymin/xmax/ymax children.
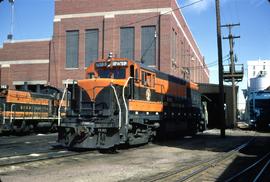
<box><xmin>50</xmin><ymin>122</ymin><xmax>58</xmax><ymax>132</ymax></box>
<box><xmin>187</xmin><ymin>120</ymin><xmax>197</xmax><ymax>135</ymax></box>
<box><xmin>99</xmin><ymin>146</ymin><xmax>117</xmax><ymax>154</ymax></box>
<box><xmin>12</xmin><ymin>121</ymin><xmax>32</xmax><ymax>134</ymax></box>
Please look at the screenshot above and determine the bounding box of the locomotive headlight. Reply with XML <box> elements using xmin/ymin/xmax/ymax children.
<box><xmin>0</xmin><ymin>85</ymin><xmax>8</xmax><ymax>89</ymax></box>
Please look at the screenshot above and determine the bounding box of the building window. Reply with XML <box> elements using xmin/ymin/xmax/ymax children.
<box><xmin>263</xmin><ymin>65</ymin><xmax>266</xmax><ymax>70</ymax></box>
<box><xmin>66</xmin><ymin>30</ymin><xmax>79</xmax><ymax>68</ymax></box>
<box><xmin>171</xmin><ymin>29</ymin><xmax>177</xmax><ymax>64</ymax></box>
<box><xmin>120</xmin><ymin>27</ymin><xmax>134</xmax><ymax>60</ymax></box>
<box><xmin>85</xmin><ymin>29</ymin><xmax>99</xmax><ymax>67</ymax></box>
<box><xmin>253</xmin><ymin>65</ymin><xmax>255</xmax><ymax>70</ymax></box>
<box><xmin>141</xmin><ymin>26</ymin><xmax>156</xmax><ymax>66</ymax></box>
<box><xmin>253</xmin><ymin>71</ymin><xmax>256</xmax><ymax>76</ymax></box>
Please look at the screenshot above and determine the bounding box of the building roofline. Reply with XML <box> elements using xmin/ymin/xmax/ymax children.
<box><xmin>173</xmin><ymin>0</ymin><xmax>209</xmax><ymax>77</ymax></box>
<box><xmin>3</xmin><ymin>38</ymin><xmax>52</xmax><ymax>44</ymax></box>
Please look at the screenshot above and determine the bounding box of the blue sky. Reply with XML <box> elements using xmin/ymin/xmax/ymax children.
<box><xmin>178</xmin><ymin>0</ymin><xmax>270</xmax><ymax>109</ymax></box>
<box><xmin>0</xmin><ymin>0</ymin><xmax>269</xmax><ymax>109</ymax></box>
<box><xmin>0</xmin><ymin>0</ymin><xmax>53</xmax><ymax>44</ymax></box>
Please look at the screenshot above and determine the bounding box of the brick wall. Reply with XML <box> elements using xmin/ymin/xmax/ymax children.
<box><xmin>55</xmin><ymin>0</ymin><xmax>171</xmax><ymax>15</ymax></box>
<box><xmin>0</xmin><ymin>40</ymin><xmax>50</xmax><ymax>89</ymax></box>
<box><xmin>53</xmin><ymin>0</ymin><xmax>209</xmax><ymax>88</ymax></box>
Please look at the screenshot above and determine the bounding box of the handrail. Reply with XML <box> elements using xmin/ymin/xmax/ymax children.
<box><xmin>110</xmin><ymin>84</ymin><xmax>122</xmax><ymax>129</ymax></box>
<box><xmin>58</xmin><ymin>80</ymin><xmax>70</xmax><ymax>126</ymax></box>
<box><xmin>10</xmin><ymin>103</ymin><xmax>15</xmax><ymax>124</ymax></box>
<box><xmin>122</xmin><ymin>77</ymin><xmax>132</xmax><ymax>129</ymax></box>
<box><xmin>1</xmin><ymin>103</ymin><xmax>5</xmax><ymax>125</ymax></box>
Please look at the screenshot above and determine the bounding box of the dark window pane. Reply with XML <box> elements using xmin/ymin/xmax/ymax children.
<box><xmin>141</xmin><ymin>26</ymin><xmax>156</xmax><ymax>66</ymax></box>
<box><xmin>171</xmin><ymin>30</ymin><xmax>176</xmax><ymax>61</ymax></box>
<box><xmin>98</xmin><ymin>69</ymin><xmax>126</xmax><ymax>79</ymax></box>
<box><xmin>66</xmin><ymin>30</ymin><xmax>79</xmax><ymax>68</ymax></box>
<box><xmin>120</xmin><ymin>27</ymin><xmax>134</xmax><ymax>60</ymax></box>
<box><xmin>85</xmin><ymin>29</ymin><xmax>99</xmax><ymax>67</ymax></box>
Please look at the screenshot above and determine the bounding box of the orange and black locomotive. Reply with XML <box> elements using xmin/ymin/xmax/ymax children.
<box><xmin>58</xmin><ymin>57</ymin><xmax>207</xmax><ymax>149</ymax></box>
<box><xmin>0</xmin><ymin>86</ymin><xmax>65</xmax><ymax>134</ymax></box>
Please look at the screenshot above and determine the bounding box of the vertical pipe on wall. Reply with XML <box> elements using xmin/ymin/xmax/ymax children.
<box><xmin>48</xmin><ymin>40</ymin><xmax>51</xmax><ymax>85</ymax></box>
<box><xmin>102</xmin><ymin>18</ymin><xmax>105</xmax><ymax>59</ymax></box>
<box><xmin>158</xmin><ymin>14</ymin><xmax>161</xmax><ymax>70</ymax></box>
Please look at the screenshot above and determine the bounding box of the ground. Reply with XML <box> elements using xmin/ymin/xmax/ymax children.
<box><xmin>0</xmin><ymin>129</ymin><xmax>269</xmax><ymax>182</ymax></box>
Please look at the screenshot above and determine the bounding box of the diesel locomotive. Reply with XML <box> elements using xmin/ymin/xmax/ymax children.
<box><xmin>57</xmin><ymin>57</ymin><xmax>207</xmax><ymax>149</ymax></box>
<box><xmin>248</xmin><ymin>90</ymin><xmax>270</xmax><ymax>130</ymax></box>
<box><xmin>0</xmin><ymin>86</ymin><xmax>66</xmax><ymax>134</ymax></box>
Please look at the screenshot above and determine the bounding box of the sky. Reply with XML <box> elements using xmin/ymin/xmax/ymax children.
<box><xmin>0</xmin><ymin>0</ymin><xmax>270</xmax><ymax>109</ymax></box>
<box><xmin>178</xmin><ymin>0</ymin><xmax>270</xmax><ymax>109</ymax></box>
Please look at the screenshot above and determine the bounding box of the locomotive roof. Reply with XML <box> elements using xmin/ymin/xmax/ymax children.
<box><xmin>94</xmin><ymin>58</ymin><xmax>192</xmax><ymax>85</ymax></box>
<box><xmin>136</xmin><ymin>60</ymin><xmax>188</xmax><ymax>85</ymax></box>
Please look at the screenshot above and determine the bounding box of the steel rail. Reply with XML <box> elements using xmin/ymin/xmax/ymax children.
<box><xmin>146</xmin><ymin>137</ymin><xmax>254</xmax><ymax>182</ymax></box>
<box><xmin>0</xmin><ymin>150</ymin><xmax>92</xmax><ymax>168</ymax></box>
<box><xmin>225</xmin><ymin>151</ymin><xmax>270</xmax><ymax>182</ymax></box>
<box><xmin>253</xmin><ymin>158</ymin><xmax>270</xmax><ymax>182</ymax></box>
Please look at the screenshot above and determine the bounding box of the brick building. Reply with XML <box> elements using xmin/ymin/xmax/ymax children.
<box><xmin>0</xmin><ymin>0</ymin><xmax>209</xmax><ymax>90</ymax></box>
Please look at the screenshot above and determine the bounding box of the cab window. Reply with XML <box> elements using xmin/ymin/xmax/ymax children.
<box><xmin>88</xmin><ymin>72</ymin><xmax>95</xmax><ymax>79</ymax></box>
<box><xmin>135</xmin><ymin>69</ymin><xmax>139</xmax><ymax>81</ymax></box>
<box><xmin>141</xmin><ymin>71</ymin><xmax>153</xmax><ymax>87</ymax></box>
<box><xmin>98</xmin><ymin>68</ymin><xmax>126</xmax><ymax>79</ymax></box>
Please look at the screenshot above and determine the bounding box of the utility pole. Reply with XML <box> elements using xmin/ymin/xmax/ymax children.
<box><xmin>221</xmin><ymin>23</ymin><xmax>240</xmax><ymax>128</ymax></box>
<box><xmin>215</xmin><ymin>0</ymin><xmax>226</xmax><ymax>137</ymax></box>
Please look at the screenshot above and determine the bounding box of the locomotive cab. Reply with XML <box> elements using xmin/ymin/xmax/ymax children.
<box><xmin>66</xmin><ymin>58</ymin><xmax>136</xmax><ymax>115</ymax></box>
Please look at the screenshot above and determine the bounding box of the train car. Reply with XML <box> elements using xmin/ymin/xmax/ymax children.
<box><xmin>57</xmin><ymin>57</ymin><xmax>207</xmax><ymax>149</ymax></box>
<box><xmin>0</xmin><ymin>85</ymin><xmax>66</xmax><ymax>134</ymax></box>
<box><xmin>248</xmin><ymin>90</ymin><xmax>270</xmax><ymax>130</ymax></box>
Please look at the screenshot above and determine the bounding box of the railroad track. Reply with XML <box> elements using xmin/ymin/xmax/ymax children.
<box><xmin>0</xmin><ymin>133</ymin><xmax>56</xmax><ymax>145</ymax></box>
<box><xmin>0</xmin><ymin>148</ymin><xmax>96</xmax><ymax>169</ymax></box>
<box><xmin>225</xmin><ymin>152</ymin><xmax>270</xmax><ymax>182</ymax></box>
<box><xmin>0</xmin><ymin>133</ymin><xmax>57</xmax><ymax>159</ymax></box>
<box><xmin>0</xmin><ymin>133</ymin><xmax>83</xmax><ymax>168</ymax></box>
<box><xmin>0</xmin><ymin>141</ymin><xmax>151</xmax><ymax>169</ymax></box>
<box><xmin>144</xmin><ymin>137</ymin><xmax>255</xmax><ymax>182</ymax></box>
<box><xmin>144</xmin><ymin>133</ymin><xmax>270</xmax><ymax>182</ymax></box>
<box><xmin>1</xmin><ymin>130</ymin><xmax>268</xmax><ymax>181</ymax></box>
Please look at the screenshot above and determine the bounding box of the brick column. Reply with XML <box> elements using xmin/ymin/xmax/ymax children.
<box><xmin>0</xmin><ymin>66</ymin><xmax>12</xmax><ymax>88</ymax></box>
<box><xmin>103</xmin><ymin>17</ymin><xmax>115</xmax><ymax>58</ymax></box>
<box><xmin>159</xmin><ymin>15</ymin><xmax>171</xmax><ymax>73</ymax></box>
